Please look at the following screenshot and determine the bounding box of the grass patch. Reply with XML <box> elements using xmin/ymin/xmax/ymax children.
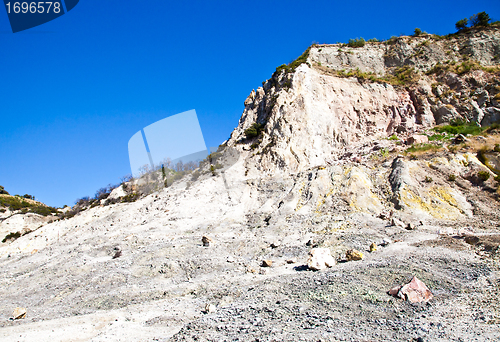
<box><xmin>406</xmin><ymin>143</ymin><xmax>443</xmax><ymax>154</ymax></box>
<box><xmin>426</xmin><ymin>60</ymin><xmax>500</xmax><ymax>76</ymax></box>
<box><xmin>478</xmin><ymin>171</ymin><xmax>490</xmax><ymax>182</ymax></box>
<box><xmin>433</xmin><ymin>120</ymin><xmax>484</xmax><ymax>136</ymax></box>
<box><xmin>427</xmin><ymin>133</ymin><xmax>448</xmax><ymax>141</ymax></box>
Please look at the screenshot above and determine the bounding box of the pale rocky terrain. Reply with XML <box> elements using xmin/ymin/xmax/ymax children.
<box><xmin>1</xmin><ymin>26</ymin><xmax>500</xmax><ymax>341</ymax></box>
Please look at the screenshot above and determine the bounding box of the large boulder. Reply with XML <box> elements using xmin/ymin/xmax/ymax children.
<box><xmin>307</xmin><ymin>248</ymin><xmax>336</xmax><ymax>271</ymax></box>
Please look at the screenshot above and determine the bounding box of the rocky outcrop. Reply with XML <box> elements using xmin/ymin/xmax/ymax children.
<box><xmin>228</xmin><ymin>27</ymin><xmax>500</xmax><ymax>174</ymax></box>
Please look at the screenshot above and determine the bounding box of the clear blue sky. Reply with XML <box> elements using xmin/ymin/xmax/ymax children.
<box><xmin>1</xmin><ymin>0</ymin><xmax>499</xmax><ymax>207</ymax></box>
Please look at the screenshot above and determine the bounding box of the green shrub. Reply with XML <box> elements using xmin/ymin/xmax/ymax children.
<box><xmin>425</xmin><ymin>176</ymin><xmax>433</xmax><ymax>183</ymax></box>
<box><xmin>244</xmin><ymin>123</ymin><xmax>264</xmax><ymax>139</ymax></box>
<box><xmin>470</xmin><ymin>12</ymin><xmax>491</xmax><ymax>27</ymax></box>
<box><xmin>494</xmin><ymin>144</ymin><xmax>500</xmax><ymax>153</ymax></box>
<box><xmin>388</xmin><ymin>134</ymin><xmax>399</xmax><ymax>141</ymax></box>
<box><xmin>367</xmin><ymin>38</ymin><xmax>380</xmax><ymax>43</ymax></box>
<box><xmin>0</xmin><ymin>186</ymin><xmax>9</xmax><ymax>195</ymax></box>
<box><xmin>122</xmin><ymin>193</ymin><xmax>140</xmax><ymax>203</ymax></box>
<box><xmin>448</xmin><ymin>174</ymin><xmax>456</xmax><ymax>181</ymax></box>
<box><xmin>477</xmin><ymin>171</ymin><xmax>490</xmax><ymax>182</ymax></box>
<box><xmin>414</xmin><ymin>28</ymin><xmax>422</xmax><ymax>36</ymax></box>
<box><xmin>380</xmin><ymin>148</ymin><xmax>390</xmax><ymax>158</ymax></box>
<box><xmin>250</xmin><ymin>141</ymin><xmax>260</xmax><ymax>150</ymax></box>
<box><xmin>273</xmin><ymin>47</ymin><xmax>311</xmax><ymax>77</ymax></box>
<box><xmin>455</xmin><ymin>18</ymin><xmax>468</xmax><ymax>31</ymax></box>
<box><xmin>2</xmin><ymin>231</ymin><xmax>21</xmax><ymax>243</ymax></box>
<box><xmin>347</xmin><ymin>38</ymin><xmax>365</xmax><ymax>48</ymax></box>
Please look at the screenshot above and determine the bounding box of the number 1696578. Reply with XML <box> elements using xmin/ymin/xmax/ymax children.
<box><xmin>5</xmin><ymin>2</ymin><xmax>62</xmax><ymax>14</ymax></box>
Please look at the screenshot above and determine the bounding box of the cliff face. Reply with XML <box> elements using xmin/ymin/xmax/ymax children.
<box><xmin>229</xmin><ymin>27</ymin><xmax>500</xmax><ymax>174</ymax></box>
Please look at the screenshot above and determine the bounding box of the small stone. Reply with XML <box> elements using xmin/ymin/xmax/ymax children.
<box><xmin>261</xmin><ymin>260</ymin><xmax>273</xmax><ymax>267</ymax></box>
<box><xmin>11</xmin><ymin>307</ymin><xmax>27</xmax><ymax>320</ymax></box>
<box><xmin>380</xmin><ymin>238</ymin><xmax>391</xmax><ymax>246</ymax></box>
<box><xmin>259</xmin><ymin>268</ymin><xmax>269</xmax><ymax>275</ymax></box>
<box><xmin>204</xmin><ymin>304</ymin><xmax>216</xmax><ymax>314</ymax></box>
<box><xmin>346</xmin><ymin>249</ymin><xmax>364</xmax><ymax>261</ymax></box>
<box><xmin>270</xmin><ymin>241</ymin><xmax>281</xmax><ymax>248</ymax></box>
<box><xmin>307</xmin><ymin>248</ymin><xmax>336</xmax><ymax>271</ymax></box>
<box><xmin>247</xmin><ymin>267</ymin><xmax>257</xmax><ymax>274</ymax></box>
<box><xmin>202</xmin><ymin>236</ymin><xmax>214</xmax><ymax>247</ymax></box>
<box><xmin>369</xmin><ymin>242</ymin><xmax>377</xmax><ymax>252</ymax></box>
<box><xmin>407</xmin><ymin>135</ymin><xmax>429</xmax><ymax>145</ymax></box>
<box><xmin>227</xmin><ymin>256</ymin><xmax>235</xmax><ymax>263</ymax></box>
<box><xmin>453</xmin><ymin>134</ymin><xmax>468</xmax><ymax>144</ymax></box>
<box><xmin>406</xmin><ymin>223</ymin><xmax>415</xmax><ymax>230</ymax></box>
<box><xmin>286</xmin><ymin>258</ymin><xmax>297</xmax><ymax>264</ymax></box>
<box><xmin>391</xmin><ymin>218</ymin><xmax>404</xmax><ymax>228</ymax></box>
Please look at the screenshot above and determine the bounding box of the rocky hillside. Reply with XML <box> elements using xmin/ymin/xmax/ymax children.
<box><xmin>1</xmin><ymin>25</ymin><xmax>500</xmax><ymax>342</ymax></box>
<box><xmin>231</xmin><ymin>25</ymin><xmax>500</xmax><ymax>173</ymax></box>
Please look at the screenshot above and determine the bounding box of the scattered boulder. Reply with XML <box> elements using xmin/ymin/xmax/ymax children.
<box><xmin>378</xmin><ymin>211</ymin><xmax>392</xmax><ymax>220</ymax></box>
<box><xmin>270</xmin><ymin>241</ymin><xmax>281</xmax><ymax>249</ymax></box>
<box><xmin>380</xmin><ymin>238</ymin><xmax>391</xmax><ymax>246</ymax></box>
<box><xmin>11</xmin><ymin>307</ymin><xmax>27</xmax><ymax>320</ymax></box>
<box><xmin>202</xmin><ymin>236</ymin><xmax>214</xmax><ymax>247</ymax></box>
<box><xmin>369</xmin><ymin>242</ymin><xmax>377</xmax><ymax>252</ymax></box>
<box><xmin>391</xmin><ymin>217</ymin><xmax>405</xmax><ymax>228</ymax></box>
<box><xmin>307</xmin><ymin>248</ymin><xmax>336</xmax><ymax>271</ymax></box>
<box><xmin>388</xmin><ymin>276</ymin><xmax>433</xmax><ymax>303</ymax></box>
<box><xmin>261</xmin><ymin>260</ymin><xmax>273</xmax><ymax>267</ymax></box>
<box><xmin>204</xmin><ymin>304</ymin><xmax>217</xmax><ymax>314</ymax></box>
<box><xmin>112</xmin><ymin>246</ymin><xmax>122</xmax><ymax>259</ymax></box>
<box><xmin>407</xmin><ymin>135</ymin><xmax>429</xmax><ymax>145</ymax></box>
<box><xmin>346</xmin><ymin>249</ymin><xmax>364</xmax><ymax>261</ymax></box>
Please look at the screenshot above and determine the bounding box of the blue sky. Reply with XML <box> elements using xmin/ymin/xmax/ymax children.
<box><xmin>1</xmin><ymin>0</ymin><xmax>499</xmax><ymax>207</ymax></box>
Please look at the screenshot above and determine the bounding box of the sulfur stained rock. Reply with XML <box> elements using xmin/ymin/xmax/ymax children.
<box><xmin>346</xmin><ymin>249</ymin><xmax>364</xmax><ymax>261</ymax></box>
<box><xmin>369</xmin><ymin>242</ymin><xmax>377</xmax><ymax>252</ymax></box>
<box><xmin>11</xmin><ymin>307</ymin><xmax>27</xmax><ymax>320</ymax></box>
<box><xmin>261</xmin><ymin>260</ymin><xmax>273</xmax><ymax>267</ymax></box>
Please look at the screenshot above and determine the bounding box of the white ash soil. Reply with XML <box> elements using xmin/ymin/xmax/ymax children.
<box><xmin>1</xmin><ymin>147</ymin><xmax>500</xmax><ymax>342</ymax></box>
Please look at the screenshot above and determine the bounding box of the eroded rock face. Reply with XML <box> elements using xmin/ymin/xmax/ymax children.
<box><xmin>228</xmin><ymin>29</ymin><xmax>500</xmax><ymax>175</ymax></box>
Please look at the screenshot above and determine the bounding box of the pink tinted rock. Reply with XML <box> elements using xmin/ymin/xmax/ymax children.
<box><xmin>388</xmin><ymin>276</ymin><xmax>433</xmax><ymax>303</ymax></box>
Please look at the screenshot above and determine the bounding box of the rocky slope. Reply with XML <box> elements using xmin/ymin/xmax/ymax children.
<box><xmin>1</xmin><ymin>26</ymin><xmax>500</xmax><ymax>342</ymax></box>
